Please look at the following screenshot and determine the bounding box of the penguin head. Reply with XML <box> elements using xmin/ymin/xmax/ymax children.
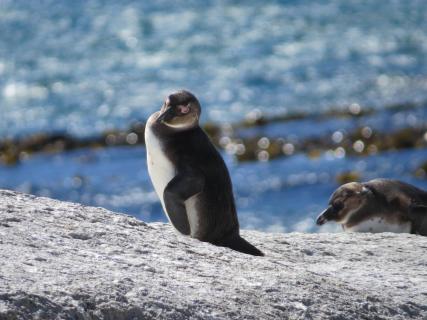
<box><xmin>157</xmin><ymin>90</ymin><xmax>201</xmax><ymax>130</ymax></box>
<box><xmin>316</xmin><ymin>182</ymin><xmax>372</xmax><ymax>226</ymax></box>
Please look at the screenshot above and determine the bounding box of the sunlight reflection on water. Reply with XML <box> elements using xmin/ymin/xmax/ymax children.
<box><xmin>1</xmin><ymin>1</ymin><xmax>427</xmax><ymax>232</ymax></box>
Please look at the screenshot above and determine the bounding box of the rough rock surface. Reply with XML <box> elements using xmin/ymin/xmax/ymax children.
<box><xmin>0</xmin><ymin>190</ymin><xmax>426</xmax><ymax>320</ymax></box>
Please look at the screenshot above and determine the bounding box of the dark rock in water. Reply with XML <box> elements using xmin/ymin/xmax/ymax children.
<box><xmin>0</xmin><ymin>190</ymin><xmax>426</xmax><ymax>319</ymax></box>
<box><xmin>1</xmin><ymin>100</ymin><xmax>426</xmax><ymax>165</ymax></box>
<box><xmin>0</xmin><ymin>122</ymin><xmax>146</xmax><ymax>166</ymax></box>
<box><xmin>336</xmin><ymin>171</ymin><xmax>361</xmax><ymax>185</ymax></box>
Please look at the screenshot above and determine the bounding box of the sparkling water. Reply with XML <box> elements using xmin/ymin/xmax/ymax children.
<box><xmin>1</xmin><ymin>0</ymin><xmax>427</xmax><ymax>232</ymax></box>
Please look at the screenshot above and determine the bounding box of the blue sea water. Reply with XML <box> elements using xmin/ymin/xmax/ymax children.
<box><xmin>0</xmin><ymin>145</ymin><xmax>426</xmax><ymax>232</ymax></box>
<box><xmin>1</xmin><ymin>0</ymin><xmax>427</xmax><ymax>137</ymax></box>
<box><xmin>1</xmin><ymin>0</ymin><xmax>427</xmax><ymax>232</ymax></box>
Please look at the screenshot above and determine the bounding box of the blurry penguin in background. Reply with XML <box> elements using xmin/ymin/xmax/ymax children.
<box><xmin>316</xmin><ymin>179</ymin><xmax>427</xmax><ymax>235</ymax></box>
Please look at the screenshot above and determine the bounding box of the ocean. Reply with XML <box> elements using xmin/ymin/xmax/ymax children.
<box><xmin>1</xmin><ymin>0</ymin><xmax>427</xmax><ymax>232</ymax></box>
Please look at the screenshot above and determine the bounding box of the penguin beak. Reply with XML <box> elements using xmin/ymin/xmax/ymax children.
<box><xmin>157</xmin><ymin>107</ymin><xmax>174</xmax><ymax>123</ymax></box>
<box><xmin>316</xmin><ymin>206</ymin><xmax>334</xmax><ymax>226</ymax></box>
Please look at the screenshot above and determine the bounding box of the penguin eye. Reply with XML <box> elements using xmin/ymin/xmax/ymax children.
<box><xmin>346</xmin><ymin>191</ymin><xmax>355</xmax><ymax>197</ymax></box>
<box><xmin>333</xmin><ymin>202</ymin><xmax>343</xmax><ymax>211</ymax></box>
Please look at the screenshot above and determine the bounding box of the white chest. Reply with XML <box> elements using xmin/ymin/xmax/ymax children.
<box><xmin>344</xmin><ymin>217</ymin><xmax>411</xmax><ymax>233</ymax></box>
<box><xmin>145</xmin><ymin>120</ymin><xmax>176</xmax><ymax>216</ymax></box>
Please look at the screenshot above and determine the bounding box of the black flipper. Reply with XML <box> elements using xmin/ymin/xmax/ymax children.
<box><xmin>216</xmin><ymin>233</ymin><xmax>264</xmax><ymax>256</ymax></box>
<box><xmin>163</xmin><ymin>172</ymin><xmax>204</xmax><ymax>235</ymax></box>
<box><xmin>408</xmin><ymin>203</ymin><xmax>427</xmax><ymax>236</ymax></box>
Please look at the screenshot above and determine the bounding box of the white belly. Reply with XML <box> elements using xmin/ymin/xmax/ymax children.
<box><xmin>145</xmin><ymin>119</ymin><xmax>176</xmax><ymax>219</ymax></box>
<box><xmin>344</xmin><ymin>217</ymin><xmax>411</xmax><ymax>233</ymax></box>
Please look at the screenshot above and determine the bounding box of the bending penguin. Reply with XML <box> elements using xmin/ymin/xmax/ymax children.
<box><xmin>316</xmin><ymin>178</ymin><xmax>427</xmax><ymax>235</ymax></box>
<box><xmin>145</xmin><ymin>90</ymin><xmax>263</xmax><ymax>256</ymax></box>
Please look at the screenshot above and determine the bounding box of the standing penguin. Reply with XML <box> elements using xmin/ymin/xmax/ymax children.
<box><xmin>145</xmin><ymin>90</ymin><xmax>263</xmax><ymax>256</ymax></box>
<box><xmin>316</xmin><ymin>179</ymin><xmax>427</xmax><ymax>235</ymax></box>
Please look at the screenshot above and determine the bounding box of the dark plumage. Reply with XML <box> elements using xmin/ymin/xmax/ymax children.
<box><xmin>146</xmin><ymin>90</ymin><xmax>263</xmax><ymax>256</ymax></box>
<box><xmin>316</xmin><ymin>179</ymin><xmax>427</xmax><ymax>235</ymax></box>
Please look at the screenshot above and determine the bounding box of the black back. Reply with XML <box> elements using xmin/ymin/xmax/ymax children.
<box><xmin>157</xmin><ymin>125</ymin><xmax>239</xmax><ymax>242</ymax></box>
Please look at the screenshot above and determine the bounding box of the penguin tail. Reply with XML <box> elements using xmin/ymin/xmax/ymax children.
<box><xmin>216</xmin><ymin>233</ymin><xmax>264</xmax><ymax>256</ymax></box>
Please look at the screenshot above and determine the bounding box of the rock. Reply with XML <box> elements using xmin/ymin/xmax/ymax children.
<box><xmin>0</xmin><ymin>190</ymin><xmax>426</xmax><ymax>319</ymax></box>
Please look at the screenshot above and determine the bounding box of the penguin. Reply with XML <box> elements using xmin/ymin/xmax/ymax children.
<box><xmin>316</xmin><ymin>179</ymin><xmax>427</xmax><ymax>235</ymax></box>
<box><xmin>145</xmin><ymin>90</ymin><xmax>263</xmax><ymax>256</ymax></box>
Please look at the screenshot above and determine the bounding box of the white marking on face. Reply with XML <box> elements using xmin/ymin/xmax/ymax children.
<box><xmin>337</xmin><ymin>207</ymin><xmax>359</xmax><ymax>225</ymax></box>
<box><xmin>163</xmin><ymin>121</ymin><xmax>191</xmax><ymax>129</ymax></box>
<box><xmin>343</xmin><ymin>217</ymin><xmax>411</xmax><ymax>233</ymax></box>
<box><xmin>145</xmin><ymin>114</ymin><xmax>176</xmax><ymax>221</ymax></box>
